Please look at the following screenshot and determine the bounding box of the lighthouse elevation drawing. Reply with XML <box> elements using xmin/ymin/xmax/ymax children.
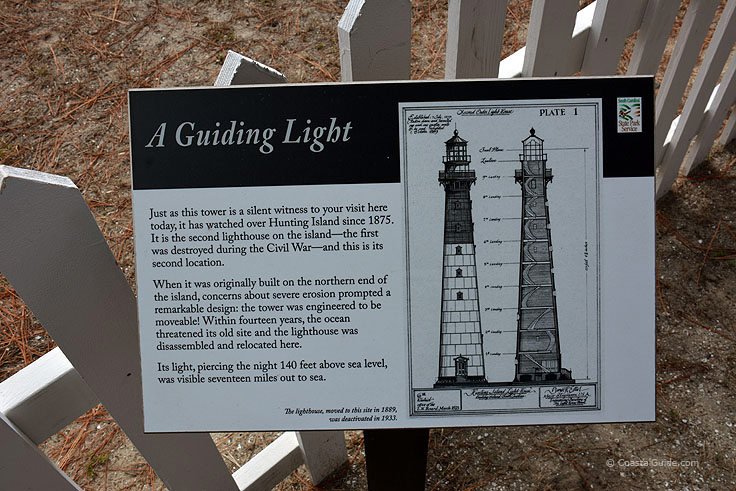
<box><xmin>513</xmin><ymin>129</ymin><xmax>573</xmax><ymax>383</ymax></box>
<box><xmin>434</xmin><ymin>129</ymin><xmax>488</xmax><ymax>387</ymax></box>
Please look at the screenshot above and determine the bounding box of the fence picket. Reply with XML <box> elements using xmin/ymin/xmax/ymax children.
<box><xmin>558</xmin><ymin>2</ymin><xmax>597</xmax><ymax>76</ymax></box>
<box><xmin>214</xmin><ymin>51</ymin><xmax>349</xmax><ymax>487</ymax></box>
<box><xmin>232</xmin><ymin>433</ymin><xmax>303</xmax><ymax>490</ymax></box>
<box><xmin>657</xmin><ymin>0</ymin><xmax>736</xmax><ymax>194</ymax></box>
<box><xmin>445</xmin><ymin>0</ymin><xmax>507</xmax><ymax>79</ymax></box>
<box><xmin>543</xmin><ymin>1</ymin><xmax>636</xmax><ymax>78</ymax></box>
<box><xmin>337</xmin><ymin>3</ymin><xmax>430</xmax><ymax>487</ymax></box>
<box><xmin>580</xmin><ymin>0</ymin><xmax>648</xmax><ymax>75</ymax></box>
<box><xmin>682</xmin><ymin>63</ymin><xmax>736</xmax><ymax>173</ymax></box>
<box><xmin>654</xmin><ymin>0</ymin><xmax>720</xmax><ymax>165</ymax></box>
<box><xmin>503</xmin><ymin>1</ymin><xmax>651</xmax><ymax>79</ymax></box>
<box><xmin>522</xmin><ymin>0</ymin><xmax>578</xmax><ymax>77</ymax></box>
<box><xmin>215</xmin><ymin>50</ymin><xmax>287</xmax><ymax>86</ymax></box>
<box><xmin>0</xmin><ymin>166</ymin><xmax>238</xmax><ymax>491</ymax></box>
<box><xmin>296</xmin><ymin>431</ymin><xmax>349</xmax><ymax>484</ymax></box>
<box><xmin>498</xmin><ymin>46</ymin><xmax>525</xmax><ymax>78</ymax></box>
<box><xmin>338</xmin><ymin>0</ymin><xmax>411</xmax><ymax>81</ymax></box>
<box><xmin>719</xmin><ymin>104</ymin><xmax>736</xmax><ymax>145</ymax></box>
<box><xmin>0</xmin><ymin>348</ymin><xmax>97</xmax><ymax>445</ymax></box>
<box><xmin>0</xmin><ymin>413</ymin><xmax>81</xmax><ymax>490</ymax></box>
<box><xmin>627</xmin><ymin>0</ymin><xmax>680</xmax><ymax>75</ymax></box>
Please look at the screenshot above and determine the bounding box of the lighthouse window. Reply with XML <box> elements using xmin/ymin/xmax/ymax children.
<box><xmin>455</xmin><ymin>223</ymin><xmax>462</xmax><ymax>233</ymax></box>
<box><xmin>456</xmin><ymin>268</ymin><xmax>463</xmax><ymax>277</ymax></box>
<box><xmin>456</xmin><ymin>246</ymin><xmax>462</xmax><ymax>255</ymax></box>
<box><xmin>525</xmin><ymin>139</ymin><xmax>543</xmax><ymax>160</ymax></box>
<box><xmin>456</xmin><ymin>291</ymin><xmax>464</xmax><ymax>300</ymax></box>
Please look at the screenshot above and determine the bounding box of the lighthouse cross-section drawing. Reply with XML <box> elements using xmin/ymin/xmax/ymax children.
<box><xmin>434</xmin><ymin>129</ymin><xmax>487</xmax><ymax>387</ymax></box>
<box><xmin>513</xmin><ymin>128</ymin><xmax>574</xmax><ymax>384</ymax></box>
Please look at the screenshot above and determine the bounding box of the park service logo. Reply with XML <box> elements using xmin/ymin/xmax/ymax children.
<box><xmin>617</xmin><ymin>97</ymin><xmax>642</xmax><ymax>133</ymax></box>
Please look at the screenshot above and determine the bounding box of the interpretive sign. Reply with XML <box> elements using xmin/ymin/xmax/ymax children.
<box><xmin>129</xmin><ymin>78</ymin><xmax>655</xmax><ymax>432</ymax></box>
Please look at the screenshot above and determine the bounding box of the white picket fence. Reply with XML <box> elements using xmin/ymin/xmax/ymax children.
<box><xmin>1</xmin><ymin>0</ymin><xmax>735</xmax><ymax>489</ymax></box>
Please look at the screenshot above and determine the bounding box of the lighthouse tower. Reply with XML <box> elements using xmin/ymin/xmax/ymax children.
<box><xmin>435</xmin><ymin>129</ymin><xmax>487</xmax><ymax>387</ymax></box>
<box><xmin>513</xmin><ymin>128</ymin><xmax>573</xmax><ymax>383</ymax></box>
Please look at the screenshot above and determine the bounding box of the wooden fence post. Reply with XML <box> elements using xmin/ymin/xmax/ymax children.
<box><xmin>682</xmin><ymin>62</ymin><xmax>736</xmax><ymax>172</ymax></box>
<box><xmin>296</xmin><ymin>431</ymin><xmax>349</xmax><ymax>485</ymax></box>
<box><xmin>0</xmin><ymin>347</ymin><xmax>98</xmax><ymax>445</ymax></box>
<box><xmin>626</xmin><ymin>0</ymin><xmax>680</xmax><ymax>75</ymax></box>
<box><xmin>656</xmin><ymin>0</ymin><xmax>736</xmax><ymax>194</ymax></box>
<box><xmin>337</xmin><ymin>3</ymin><xmax>429</xmax><ymax>489</ymax></box>
<box><xmin>0</xmin><ymin>412</ymin><xmax>81</xmax><ymax>490</ymax></box>
<box><xmin>445</xmin><ymin>0</ymin><xmax>507</xmax><ymax>79</ymax></box>
<box><xmin>215</xmin><ymin>50</ymin><xmax>286</xmax><ymax>86</ymax></box>
<box><xmin>338</xmin><ymin>0</ymin><xmax>411</xmax><ymax>82</ymax></box>
<box><xmin>580</xmin><ymin>0</ymin><xmax>647</xmax><ymax>75</ymax></box>
<box><xmin>653</xmin><ymin>0</ymin><xmax>720</xmax><ymax>165</ymax></box>
<box><xmin>214</xmin><ymin>52</ymin><xmax>349</xmax><ymax>486</ymax></box>
<box><xmin>231</xmin><ymin>433</ymin><xmax>303</xmax><ymax>490</ymax></box>
<box><xmin>719</xmin><ymin>106</ymin><xmax>736</xmax><ymax>146</ymax></box>
<box><xmin>521</xmin><ymin>0</ymin><xmax>578</xmax><ymax>77</ymax></box>
<box><xmin>0</xmin><ymin>166</ymin><xmax>238</xmax><ymax>491</ymax></box>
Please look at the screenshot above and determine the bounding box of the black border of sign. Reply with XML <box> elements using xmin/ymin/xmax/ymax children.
<box><xmin>129</xmin><ymin>76</ymin><xmax>653</xmax><ymax>191</ymax></box>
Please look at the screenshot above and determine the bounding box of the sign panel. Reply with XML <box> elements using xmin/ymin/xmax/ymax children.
<box><xmin>129</xmin><ymin>78</ymin><xmax>655</xmax><ymax>432</ymax></box>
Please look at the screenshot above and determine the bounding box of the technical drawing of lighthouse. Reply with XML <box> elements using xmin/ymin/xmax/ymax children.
<box><xmin>434</xmin><ymin>129</ymin><xmax>488</xmax><ymax>387</ymax></box>
<box><xmin>513</xmin><ymin>128</ymin><xmax>573</xmax><ymax>383</ymax></box>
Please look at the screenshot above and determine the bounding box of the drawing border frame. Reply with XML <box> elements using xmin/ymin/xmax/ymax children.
<box><xmin>399</xmin><ymin>99</ymin><xmax>603</xmax><ymax>418</ymax></box>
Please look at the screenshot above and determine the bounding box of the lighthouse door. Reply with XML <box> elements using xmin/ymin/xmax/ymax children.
<box><xmin>454</xmin><ymin>356</ymin><xmax>468</xmax><ymax>379</ymax></box>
